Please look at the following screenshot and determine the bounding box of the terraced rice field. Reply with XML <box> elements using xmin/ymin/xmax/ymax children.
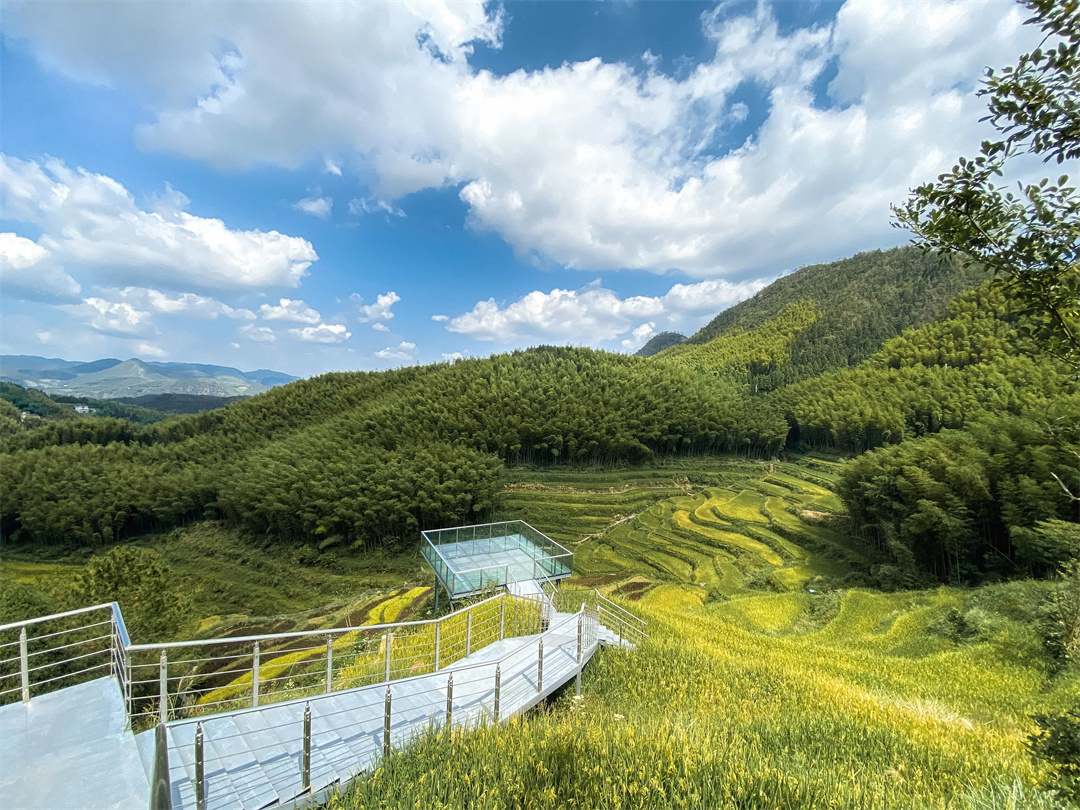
<box><xmin>335</xmin><ymin>456</ymin><xmax>1079</xmax><ymax>810</ymax></box>
<box><xmin>500</xmin><ymin>455</ymin><xmax>867</xmax><ymax>605</ymax></box>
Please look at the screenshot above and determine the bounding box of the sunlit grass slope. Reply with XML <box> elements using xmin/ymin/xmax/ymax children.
<box><xmin>332</xmin><ymin>458</ymin><xmax>1078</xmax><ymax>810</ymax></box>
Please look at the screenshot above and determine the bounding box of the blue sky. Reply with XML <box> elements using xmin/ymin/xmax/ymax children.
<box><xmin>1</xmin><ymin>0</ymin><xmax>1034</xmax><ymax>376</ymax></box>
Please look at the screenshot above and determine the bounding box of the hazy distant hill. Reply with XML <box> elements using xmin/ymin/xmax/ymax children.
<box><xmin>634</xmin><ymin>332</ymin><xmax>686</xmax><ymax>357</ymax></box>
<box><xmin>0</xmin><ymin>355</ymin><xmax>298</xmax><ymax>398</ymax></box>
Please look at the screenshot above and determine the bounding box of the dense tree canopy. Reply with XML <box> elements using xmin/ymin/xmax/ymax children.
<box><xmin>1</xmin><ymin>247</ymin><xmax>1071</xmax><ymax>588</ymax></box>
<box><xmin>894</xmin><ymin>0</ymin><xmax>1080</xmax><ymax>369</ymax></box>
<box><xmin>683</xmin><ymin>247</ymin><xmax>988</xmax><ymax>388</ymax></box>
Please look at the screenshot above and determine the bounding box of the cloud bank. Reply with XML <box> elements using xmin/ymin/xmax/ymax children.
<box><xmin>4</xmin><ymin>0</ymin><xmax>1037</xmax><ymax>279</ymax></box>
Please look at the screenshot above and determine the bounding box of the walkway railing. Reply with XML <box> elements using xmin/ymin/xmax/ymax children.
<box><xmin>126</xmin><ymin>592</ymin><xmax>549</xmax><ymax>730</ymax></box>
<box><xmin>155</xmin><ymin>607</ymin><xmax>602</xmax><ymax>810</ymax></box>
<box><xmin>0</xmin><ymin>602</ymin><xmax>131</xmax><ymax>709</ymax></box>
<box><xmin>1</xmin><ymin>580</ymin><xmax>645</xmax><ymax>738</ymax></box>
<box><xmin>552</xmin><ymin>588</ymin><xmax>648</xmax><ymax>645</ymax></box>
<box><xmin>421</xmin><ymin>520</ymin><xmax>573</xmax><ymax>599</ymax></box>
<box><xmin>0</xmin><ymin>592</ymin><xmax>552</xmax><ymax>729</ymax></box>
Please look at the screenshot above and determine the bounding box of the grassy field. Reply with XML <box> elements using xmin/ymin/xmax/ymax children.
<box><xmin>3</xmin><ymin>455</ymin><xmax>1076</xmax><ymax>807</ymax></box>
<box><xmin>1</xmin><ymin>521</ymin><xmax>435</xmax><ymax>642</ymax></box>
<box><xmin>333</xmin><ymin>457</ymin><xmax>1079</xmax><ymax>810</ymax></box>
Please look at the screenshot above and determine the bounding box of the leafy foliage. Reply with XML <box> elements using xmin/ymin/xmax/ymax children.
<box><xmin>0</xmin><ymin>347</ymin><xmax>789</xmax><ymax>550</ymax></box>
<box><xmin>838</xmin><ymin>412</ymin><xmax>1079</xmax><ymax>583</ymax></box>
<box><xmin>1028</xmin><ymin>708</ymin><xmax>1080</xmax><ymax>805</ymax></box>
<box><xmin>770</xmin><ymin>283</ymin><xmax>1076</xmax><ymax>454</ymax></box>
<box><xmin>657</xmin><ymin>300</ymin><xmax>819</xmax><ymax>388</ymax></box>
<box><xmin>70</xmin><ymin>546</ymin><xmax>189</xmax><ymax>641</ymax></box>
<box><xmin>894</xmin><ymin>0</ymin><xmax>1080</xmax><ymax>368</ymax></box>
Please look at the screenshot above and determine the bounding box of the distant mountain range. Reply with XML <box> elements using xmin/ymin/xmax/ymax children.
<box><xmin>0</xmin><ymin>355</ymin><xmax>298</xmax><ymax>399</ymax></box>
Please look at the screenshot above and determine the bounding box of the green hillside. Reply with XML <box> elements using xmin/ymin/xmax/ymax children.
<box><xmin>3</xmin><ymin>247</ymin><xmax>1076</xmax><ymax>808</ymax></box>
<box><xmin>331</xmin><ymin>461</ymin><xmax>1079</xmax><ymax>810</ymax></box>
<box><xmin>1</xmin><ymin>270</ymin><xmax>1074</xmax><ymax>586</ymax></box>
<box><xmin>680</xmin><ymin>246</ymin><xmax>987</xmax><ymax>389</ymax></box>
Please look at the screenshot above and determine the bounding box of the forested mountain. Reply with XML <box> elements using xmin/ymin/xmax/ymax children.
<box><xmin>0</xmin><ymin>250</ymin><xmax>1074</xmax><ymax>586</ymax></box>
<box><xmin>0</xmin><ymin>355</ymin><xmax>297</xmax><ymax>398</ymax></box>
<box><xmin>681</xmin><ymin>247</ymin><xmax>988</xmax><ymax>388</ymax></box>
<box><xmin>634</xmin><ymin>331</ymin><xmax>686</xmax><ymax>357</ymax></box>
<box><xmin>0</xmin><ymin>383</ymin><xmax>208</xmax><ymax>425</ymax></box>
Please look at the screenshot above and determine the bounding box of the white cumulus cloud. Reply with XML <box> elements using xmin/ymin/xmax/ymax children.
<box><xmin>110</xmin><ymin>286</ymin><xmax>256</xmax><ymax>319</ymax></box>
<box><xmin>239</xmin><ymin>323</ymin><xmax>276</xmax><ymax>343</ymax></box>
<box><xmin>289</xmin><ymin>323</ymin><xmax>351</xmax><ymax>343</ymax></box>
<box><xmin>294</xmin><ymin>196</ymin><xmax>333</xmax><ymax>218</ymax></box>
<box><xmin>135</xmin><ymin>341</ymin><xmax>169</xmax><ymax>359</ymax></box>
<box><xmin>375</xmin><ymin>340</ymin><xmax>417</xmax><ymax>361</ymax></box>
<box><xmin>0</xmin><ymin>154</ymin><xmax>318</xmax><ymax>291</ymax></box>
<box><xmin>446</xmin><ymin>277</ymin><xmax>767</xmax><ymax>344</ymax></box>
<box><xmin>622</xmin><ymin>322</ymin><xmax>657</xmax><ymax>351</ymax></box>
<box><xmin>64</xmin><ymin>297</ymin><xmax>156</xmax><ymax>338</ymax></box>
<box><xmin>371</xmin><ymin>322</ymin><xmax>389</xmax><ymax>332</ymax></box>
<box><xmin>0</xmin><ymin>232</ymin><xmax>81</xmax><ymax>301</ymax></box>
<box><xmin>3</xmin><ymin>1</ymin><xmax>1041</xmax><ymax>279</ymax></box>
<box><xmin>350</xmin><ymin>291</ymin><xmax>401</xmax><ymax>323</ymax></box>
<box><xmin>349</xmin><ymin>197</ymin><xmax>405</xmax><ymax>218</ymax></box>
<box><xmin>260</xmin><ymin>298</ymin><xmax>322</xmax><ymax>324</ymax></box>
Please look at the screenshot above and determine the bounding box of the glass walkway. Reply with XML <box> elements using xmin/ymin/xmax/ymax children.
<box><xmin>422</xmin><ymin>520</ymin><xmax>573</xmax><ymax>601</ymax></box>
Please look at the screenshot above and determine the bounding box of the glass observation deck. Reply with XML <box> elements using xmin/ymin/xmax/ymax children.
<box><xmin>422</xmin><ymin>520</ymin><xmax>573</xmax><ymax>601</ymax></box>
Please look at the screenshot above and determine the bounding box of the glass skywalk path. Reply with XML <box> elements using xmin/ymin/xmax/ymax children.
<box><xmin>421</xmin><ymin>520</ymin><xmax>573</xmax><ymax>603</ymax></box>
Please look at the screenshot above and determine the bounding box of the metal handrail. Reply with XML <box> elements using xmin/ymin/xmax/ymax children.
<box><xmin>150</xmin><ymin>603</ymin><xmax>601</xmax><ymax>810</ymax></box>
<box><xmin>422</xmin><ymin>522</ymin><xmax>573</xmax><ymax>599</ymax></box>
<box><xmin>162</xmin><ymin>607</ymin><xmax>585</xmax><ymax>730</ymax></box>
<box><xmin>0</xmin><ymin>602</ymin><xmax>116</xmax><ymax>633</ymax></box>
<box><xmin>516</xmin><ymin>520</ymin><xmax>574</xmax><ymax>558</ymax></box>
<box><xmin>6</xmin><ymin>552</ymin><xmax>646</xmax><ymax>740</ymax></box>
<box><xmin>127</xmin><ymin>590</ymin><xmax>508</xmax><ymax>651</ymax></box>
<box><xmin>594</xmin><ymin>590</ymin><xmax>646</xmax><ymax>629</ymax></box>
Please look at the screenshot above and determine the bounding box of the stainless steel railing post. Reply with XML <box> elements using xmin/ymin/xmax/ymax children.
<box><xmin>302</xmin><ymin>702</ymin><xmax>312</xmax><ymax>792</ymax></box>
<box><xmin>125</xmin><ymin>652</ymin><xmax>133</xmax><ymax>729</ymax></box>
<box><xmin>384</xmin><ymin>630</ymin><xmax>392</xmax><ymax>682</ymax></box>
<box><xmin>493</xmin><ymin>664</ymin><xmax>501</xmax><ymax>723</ymax></box>
<box><xmin>465</xmin><ymin>610</ymin><xmax>472</xmax><ymax>656</ymax></box>
<box><xmin>576</xmin><ymin>613</ymin><xmax>583</xmax><ymax>696</ymax></box>
<box><xmin>195</xmin><ymin>723</ymin><xmax>205</xmax><ymax>810</ymax></box>
<box><xmin>150</xmin><ymin>722</ymin><xmax>172</xmax><ymax>810</ymax></box>
<box><xmin>537</xmin><ymin>639</ymin><xmax>543</xmax><ymax>693</ymax></box>
<box><xmin>383</xmin><ymin>686</ymin><xmax>391</xmax><ymax>759</ymax></box>
<box><xmin>325</xmin><ymin>636</ymin><xmax>333</xmax><ymax>694</ymax></box>
<box><xmin>434</xmin><ymin>622</ymin><xmax>441</xmax><ymax>672</ymax></box>
<box><xmin>445</xmin><ymin>673</ymin><xmax>454</xmax><ymax>729</ymax></box>
<box><xmin>19</xmin><ymin>627</ymin><xmax>29</xmax><ymax>703</ymax></box>
<box><xmin>252</xmin><ymin>641</ymin><xmax>260</xmax><ymax>707</ymax></box>
<box><xmin>159</xmin><ymin>650</ymin><xmax>168</xmax><ymax>723</ymax></box>
<box><xmin>499</xmin><ymin>596</ymin><xmax>506</xmax><ymax>641</ymax></box>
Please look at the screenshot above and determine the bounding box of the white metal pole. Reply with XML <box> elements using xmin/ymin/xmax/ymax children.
<box><xmin>384</xmin><ymin>630</ymin><xmax>392</xmax><ymax>682</ymax></box>
<box><xmin>434</xmin><ymin>622</ymin><xmax>441</xmax><ymax>671</ymax></box>
<box><xmin>252</xmin><ymin>641</ymin><xmax>260</xmax><ymax>707</ymax></box>
<box><xmin>465</xmin><ymin>610</ymin><xmax>472</xmax><ymax>656</ymax></box>
<box><xmin>159</xmin><ymin>650</ymin><xmax>168</xmax><ymax>723</ymax></box>
<box><xmin>325</xmin><ymin>636</ymin><xmax>333</xmax><ymax>694</ymax></box>
<box><xmin>19</xmin><ymin>628</ymin><xmax>29</xmax><ymax>703</ymax></box>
